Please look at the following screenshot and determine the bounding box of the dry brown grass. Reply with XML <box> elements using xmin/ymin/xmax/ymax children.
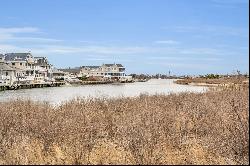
<box><xmin>0</xmin><ymin>88</ymin><xmax>249</xmax><ymax>165</ymax></box>
<box><xmin>175</xmin><ymin>76</ymin><xmax>248</xmax><ymax>86</ymax></box>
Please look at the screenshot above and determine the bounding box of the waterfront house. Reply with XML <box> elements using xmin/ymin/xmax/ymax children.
<box><xmin>79</xmin><ymin>63</ymin><xmax>126</xmax><ymax>80</ymax></box>
<box><xmin>79</xmin><ymin>66</ymin><xmax>100</xmax><ymax>77</ymax></box>
<box><xmin>59</xmin><ymin>67</ymin><xmax>81</xmax><ymax>77</ymax></box>
<box><xmin>34</xmin><ymin>57</ymin><xmax>53</xmax><ymax>82</ymax></box>
<box><xmin>4</xmin><ymin>53</ymin><xmax>38</xmax><ymax>82</ymax></box>
<box><xmin>0</xmin><ymin>61</ymin><xmax>18</xmax><ymax>85</ymax></box>
<box><xmin>34</xmin><ymin>57</ymin><xmax>52</xmax><ymax>70</ymax></box>
<box><xmin>3</xmin><ymin>53</ymin><xmax>56</xmax><ymax>83</ymax></box>
<box><xmin>51</xmin><ymin>68</ymin><xmax>66</xmax><ymax>81</ymax></box>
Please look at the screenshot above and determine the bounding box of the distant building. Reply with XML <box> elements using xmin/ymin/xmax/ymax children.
<box><xmin>79</xmin><ymin>63</ymin><xmax>126</xmax><ymax>80</ymax></box>
<box><xmin>51</xmin><ymin>68</ymin><xmax>66</xmax><ymax>81</ymax></box>
<box><xmin>34</xmin><ymin>57</ymin><xmax>53</xmax><ymax>81</ymax></box>
<box><xmin>59</xmin><ymin>68</ymin><xmax>81</xmax><ymax>77</ymax></box>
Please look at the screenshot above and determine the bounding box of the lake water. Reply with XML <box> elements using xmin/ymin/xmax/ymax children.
<box><xmin>0</xmin><ymin>79</ymin><xmax>208</xmax><ymax>105</ymax></box>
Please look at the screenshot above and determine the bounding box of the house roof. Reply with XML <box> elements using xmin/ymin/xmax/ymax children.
<box><xmin>52</xmin><ymin>69</ymin><xmax>65</xmax><ymax>74</ymax></box>
<box><xmin>34</xmin><ymin>57</ymin><xmax>51</xmax><ymax>66</ymax></box>
<box><xmin>104</xmin><ymin>64</ymin><xmax>114</xmax><ymax>67</ymax></box>
<box><xmin>116</xmin><ymin>64</ymin><xmax>124</xmax><ymax>67</ymax></box>
<box><xmin>103</xmin><ymin>64</ymin><xmax>124</xmax><ymax>67</ymax></box>
<box><xmin>34</xmin><ymin>57</ymin><xmax>46</xmax><ymax>59</ymax></box>
<box><xmin>5</xmin><ymin>53</ymin><xmax>33</xmax><ymax>61</ymax></box>
<box><xmin>59</xmin><ymin>68</ymin><xmax>81</xmax><ymax>74</ymax></box>
<box><xmin>81</xmin><ymin>66</ymin><xmax>100</xmax><ymax>69</ymax></box>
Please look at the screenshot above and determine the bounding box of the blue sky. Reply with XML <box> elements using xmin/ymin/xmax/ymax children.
<box><xmin>0</xmin><ymin>0</ymin><xmax>249</xmax><ymax>75</ymax></box>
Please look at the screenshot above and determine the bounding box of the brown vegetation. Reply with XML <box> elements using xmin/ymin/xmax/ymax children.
<box><xmin>0</xmin><ymin>87</ymin><xmax>249</xmax><ymax>165</ymax></box>
<box><xmin>175</xmin><ymin>76</ymin><xmax>249</xmax><ymax>86</ymax></box>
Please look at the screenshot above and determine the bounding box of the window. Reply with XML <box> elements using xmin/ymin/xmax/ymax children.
<box><xmin>12</xmin><ymin>63</ymin><xmax>15</xmax><ymax>66</ymax></box>
<box><xmin>20</xmin><ymin>63</ymin><xmax>22</xmax><ymax>66</ymax></box>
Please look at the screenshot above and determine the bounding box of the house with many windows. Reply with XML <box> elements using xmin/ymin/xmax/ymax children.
<box><xmin>79</xmin><ymin>63</ymin><xmax>126</xmax><ymax>80</ymax></box>
<box><xmin>0</xmin><ymin>52</ymin><xmax>55</xmax><ymax>84</ymax></box>
<box><xmin>34</xmin><ymin>57</ymin><xmax>53</xmax><ymax>82</ymax></box>
<box><xmin>0</xmin><ymin>61</ymin><xmax>17</xmax><ymax>85</ymax></box>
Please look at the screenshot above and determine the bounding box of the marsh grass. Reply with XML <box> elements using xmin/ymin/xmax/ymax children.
<box><xmin>175</xmin><ymin>77</ymin><xmax>248</xmax><ymax>86</ymax></box>
<box><xmin>0</xmin><ymin>88</ymin><xmax>248</xmax><ymax>165</ymax></box>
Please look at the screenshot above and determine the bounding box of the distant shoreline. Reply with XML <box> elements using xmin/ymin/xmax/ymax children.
<box><xmin>174</xmin><ymin>77</ymin><xmax>249</xmax><ymax>88</ymax></box>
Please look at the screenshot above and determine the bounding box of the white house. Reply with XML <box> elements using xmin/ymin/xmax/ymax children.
<box><xmin>3</xmin><ymin>53</ymin><xmax>54</xmax><ymax>83</ymax></box>
<box><xmin>79</xmin><ymin>63</ymin><xmax>126</xmax><ymax>80</ymax></box>
<box><xmin>0</xmin><ymin>62</ymin><xmax>19</xmax><ymax>85</ymax></box>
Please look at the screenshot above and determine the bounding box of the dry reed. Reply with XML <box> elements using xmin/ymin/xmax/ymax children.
<box><xmin>0</xmin><ymin>87</ymin><xmax>248</xmax><ymax>165</ymax></box>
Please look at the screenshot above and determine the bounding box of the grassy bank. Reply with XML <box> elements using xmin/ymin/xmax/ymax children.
<box><xmin>0</xmin><ymin>88</ymin><xmax>249</xmax><ymax>165</ymax></box>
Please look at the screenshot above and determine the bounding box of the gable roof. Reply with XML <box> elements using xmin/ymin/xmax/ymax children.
<box><xmin>59</xmin><ymin>68</ymin><xmax>81</xmax><ymax>74</ymax></box>
<box><xmin>104</xmin><ymin>64</ymin><xmax>114</xmax><ymax>67</ymax></box>
<box><xmin>81</xmin><ymin>66</ymin><xmax>100</xmax><ymax>69</ymax></box>
<box><xmin>103</xmin><ymin>64</ymin><xmax>124</xmax><ymax>67</ymax></box>
<box><xmin>34</xmin><ymin>57</ymin><xmax>51</xmax><ymax>66</ymax></box>
<box><xmin>116</xmin><ymin>64</ymin><xmax>124</xmax><ymax>67</ymax></box>
<box><xmin>5</xmin><ymin>53</ymin><xmax>32</xmax><ymax>61</ymax></box>
<box><xmin>51</xmin><ymin>68</ymin><xmax>65</xmax><ymax>74</ymax></box>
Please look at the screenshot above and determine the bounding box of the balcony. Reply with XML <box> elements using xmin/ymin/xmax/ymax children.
<box><xmin>119</xmin><ymin>68</ymin><xmax>125</xmax><ymax>72</ymax></box>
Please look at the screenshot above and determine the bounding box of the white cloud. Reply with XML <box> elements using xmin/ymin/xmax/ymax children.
<box><xmin>162</xmin><ymin>25</ymin><xmax>249</xmax><ymax>37</ymax></box>
<box><xmin>0</xmin><ymin>44</ymin><xmax>23</xmax><ymax>52</ymax></box>
<box><xmin>0</xmin><ymin>27</ymin><xmax>40</xmax><ymax>34</ymax></box>
<box><xmin>0</xmin><ymin>27</ymin><xmax>64</xmax><ymax>44</ymax></box>
<box><xmin>0</xmin><ymin>33</ymin><xmax>12</xmax><ymax>40</ymax></box>
<box><xmin>146</xmin><ymin>61</ymin><xmax>212</xmax><ymax>70</ymax></box>
<box><xmin>148</xmin><ymin>56</ymin><xmax>221</xmax><ymax>61</ymax></box>
<box><xmin>28</xmin><ymin>45</ymin><xmax>149</xmax><ymax>55</ymax></box>
<box><xmin>5</xmin><ymin>37</ymin><xmax>64</xmax><ymax>43</ymax></box>
<box><xmin>0</xmin><ymin>41</ymin><xmax>239</xmax><ymax>59</ymax></box>
<box><xmin>154</xmin><ymin>40</ymin><xmax>180</xmax><ymax>45</ymax></box>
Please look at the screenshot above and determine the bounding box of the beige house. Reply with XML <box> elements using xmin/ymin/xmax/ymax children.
<box><xmin>79</xmin><ymin>63</ymin><xmax>126</xmax><ymax>80</ymax></box>
<box><xmin>5</xmin><ymin>53</ymin><xmax>37</xmax><ymax>79</ymax></box>
<box><xmin>3</xmin><ymin>53</ymin><xmax>54</xmax><ymax>83</ymax></box>
<box><xmin>51</xmin><ymin>69</ymin><xmax>66</xmax><ymax>81</ymax></box>
<box><xmin>0</xmin><ymin>62</ymin><xmax>21</xmax><ymax>85</ymax></box>
<box><xmin>34</xmin><ymin>57</ymin><xmax>53</xmax><ymax>82</ymax></box>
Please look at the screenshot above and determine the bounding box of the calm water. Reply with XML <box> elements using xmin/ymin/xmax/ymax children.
<box><xmin>0</xmin><ymin>79</ymin><xmax>208</xmax><ymax>105</ymax></box>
